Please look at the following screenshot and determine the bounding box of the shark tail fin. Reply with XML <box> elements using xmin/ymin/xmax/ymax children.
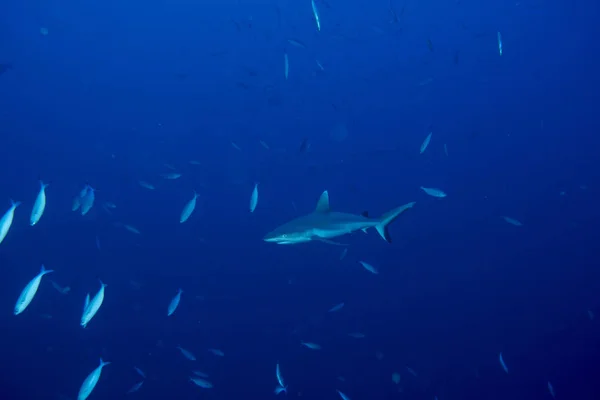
<box><xmin>375</xmin><ymin>202</ymin><xmax>416</xmax><ymax>243</ymax></box>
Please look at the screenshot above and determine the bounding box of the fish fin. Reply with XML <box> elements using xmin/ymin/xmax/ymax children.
<box><xmin>40</xmin><ymin>264</ymin><xmax>54</xmax><ymax>275</ymax></box>
<box><xmin>99</xmin><ymin>279</ymin><xmax>107</xmax><ymax>288</ymax></box>
<box><xmin>316</xmin><ymin>238</ymin><xmax>347</xmax><ymax>246</ymax></box>
<box><xmin>99</xmin><ymin>358</ymin><xmax>111</xmax><ymax>367</ymax></box>
<box><xmin>10</xmin><ymin>199</ymin><xmax>22</xmax><ymax>208</ymax></box>
<box><xmin>315</xmin><ymin>191</ymin><xmax>330</xmax><ymax>212</ymax></box>
<box><xmin>375</xmin><ymin>202</ymin><xmax>416</xmax><ymax>243</ymax></box>
<box><xmin>39</xmin><ymin>180</ymin><xmax>50</xmax><ymax>189</ymax></box>
<box><xmin>274</xmin><ymin>386</ymin><xmax>288</xmax><ymax>395</ymax></box>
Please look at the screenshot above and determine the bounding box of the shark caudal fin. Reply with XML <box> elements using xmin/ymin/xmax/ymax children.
<box><xmin>375</xmin><ymin>202</ymin><xmax>416</xmax><ymax>243</ymax></box>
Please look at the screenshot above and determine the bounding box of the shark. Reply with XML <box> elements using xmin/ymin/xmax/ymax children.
<box><xmin>263</xmin><ymin>190</ymin><xmax>415</xmax><ymax>244</ymax></box>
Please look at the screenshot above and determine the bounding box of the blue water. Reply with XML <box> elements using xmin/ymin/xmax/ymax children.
<box><xmin>1</xmin><ymin>0</ymin><xmax>600</xmax><ymax>399</ymax></box>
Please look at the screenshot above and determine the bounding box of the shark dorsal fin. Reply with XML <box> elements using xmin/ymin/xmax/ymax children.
<box><xmin>315</xmin><ymin>191</ymin><xmax>330</xmax><ymax>213</ymax></box>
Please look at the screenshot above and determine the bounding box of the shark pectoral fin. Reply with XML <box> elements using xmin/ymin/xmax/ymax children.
<box><xmin>375</xmin><ymin>201</ymin><xmax>416</xmax><ymax>243</ymax></box>
<box><xmin>361</xmin><ymin>228</ymin><xmax>368</xmax><ymax>234</ymax></box>
<box><xmin>315</xmin><ymin>191</ymin><xmax>330</xmax><ymax>213</ymax></box>
<box><xmin>316</xmin><ymin>238</ymin><xmax>348</xmax><ymax>246</ymax></box>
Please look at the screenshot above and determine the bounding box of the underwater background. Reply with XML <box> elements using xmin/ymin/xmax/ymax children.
<box><xmin>1</xmin><ymin>0</ymin><xmax>600</xmax><ymax>399</ymax></box>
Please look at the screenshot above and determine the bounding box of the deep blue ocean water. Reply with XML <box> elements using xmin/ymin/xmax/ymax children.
<box><xmin>1</xmin><ymin>0</ymin><xmax>600</xmax><ymax>399</ymax></box>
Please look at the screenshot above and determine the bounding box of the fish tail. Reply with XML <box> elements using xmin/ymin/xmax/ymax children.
<box><xmin>99</xmin><ymin>358</ymin><xmax>111</xmax><ymax>367</ymax></box>
<box><xmin>10</xmin><ymin>199</ymin><xmax>21</xmax><ymax>208</ymax></box>
<box><xmin>40</xmin><ymin>264</ymin><xmax>54</xmax><ymax>275</ymax></box>
<box><xmin>375</xmin><ymin>202</ymin><xmax>416</xmax><ymax>243</ymax></box>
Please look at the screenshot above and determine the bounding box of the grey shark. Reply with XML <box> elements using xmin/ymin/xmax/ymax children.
<box><xmin>264</xmin><ymin>191</ymin><xmax>415</xmax><ymax>244</ymax></box>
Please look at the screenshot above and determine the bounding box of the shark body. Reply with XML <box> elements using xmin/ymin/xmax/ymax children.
<box><xmin>263</xmin><ymin>191</ymin><xmax>415</xmax><ymax>244</ymax></box>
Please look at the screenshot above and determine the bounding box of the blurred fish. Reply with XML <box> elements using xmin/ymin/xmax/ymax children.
<box><xmin>160</xmin><ymin>172</ymin><xmax>181</xmax><ymax>180</ymax></box>
<box><xmin>337</xmin><ymin>389</ymin><xmax>351</xmax><ymax>400</ymax></box>
<box><xmin>208</xmin><ymin>348</ymin><xmax>225</xmax><ymax>357</ymax></box>
<box><xmin>301</xmin><ymin>341</ymin><xmax>321</xmax><ymax>350</ymax></box>
<box><xmin>347</xmin><ymin>332</ymin><xmax>365</xmax><ymax>339</ymax></box>
<box><xmin>311</xmin><ymin>0</ymin><xmax>321</xmax><ymax>31</ymax></box>
<box><xmin>138</xmin><ymin>181</ymin><xmax>155</xmax><ymax>190</ymax></box>
<box><xmin>339</xmin><ymin>248</ymin><xmax>348</xmax><ymax>260</ymax></box>
<box><xmin>0</xmin><ymin>63</ymin><xmax>12</xmax><ymax>75</ymax></box>
<box><xmin>497</xmin><ymin>31</ymin><xmax>503</xmax><ymax>55</ymax></box>
<box><xmin>51</xmin><ymin>280</ymin><xmax>71</xmax><ymax>295</ymax></box>
<box><xmin>287</xmin><ymin>38</ymin><xmax>307</xmax><ymax>48</ymax></box>
<box><xmin>426</xmin><ymin>38</ymin><xmax>434</xmax><ymax>52</ymax></box>
<box><xmin>501</xmin><ymin>216</ymin><xmax>522</xmax><ymax>226</ymax></box>
<box><xmin>499</xmin><ymin>352</ymin><xmax>508</xmax><ymax>374</ymax></box>
<box><xmin>134</xmin><ymin>367</ymin><xmax>146</xmax><ymax>379</ymax></box>
<box><xmin>177</xmin><ymin>346</ymin><xmax>196</xmax><ymax>361</ymax></box>
<box><xmin>358</xmin><ymin>261</ymin><xmax>378</xmax><ymax>274</ymax></box>
<box><xmin>189</xmin><ymin>377</ymin><xmax>212</xmax><ymax>388</ymax></box>
<box><xmin>275</xmin><ymin>363</ymin><xmax>287</xmax><ymax>394</ymax></box>
<box><xmin>127</xmin><ymin>381</ymin><xmax>144</xmax><ymax>394</ymax></box>
<box><xmin>299</xmin><ymin>138</ymin><xmax>311</xmax><ymax>153</ymax></box>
